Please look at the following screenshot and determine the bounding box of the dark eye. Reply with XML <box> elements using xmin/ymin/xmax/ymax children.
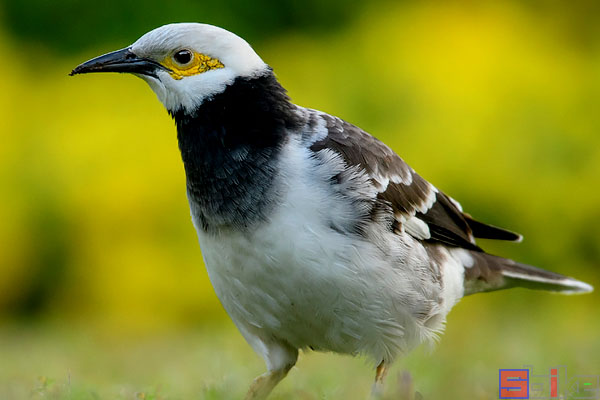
<box><xmin>173</xmin><ymin>49</ymin><xmax>193</xmax><ymax>65</ymax></box>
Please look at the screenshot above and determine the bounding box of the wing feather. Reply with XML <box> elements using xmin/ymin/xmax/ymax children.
<box><xmin>309</xmin><ymin>114</ymin><xmax>518</xmax><ymax>250</ymax></box>
<box><xmin>306</xmin><ymin>111</ymin><xmax>592</xmax><ymax>296</ymax></box>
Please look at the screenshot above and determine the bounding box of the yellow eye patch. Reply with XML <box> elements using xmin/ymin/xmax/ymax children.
<box><xmin>161</xmin><ymin>51</ymin><xmax>224</xmax><ymax>80</ymax></box>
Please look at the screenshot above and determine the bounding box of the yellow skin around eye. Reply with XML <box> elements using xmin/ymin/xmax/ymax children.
<box><xmin>161</xmin><ymin>52</ymin><xmax>224</xmax><ymax>80</ymax></box>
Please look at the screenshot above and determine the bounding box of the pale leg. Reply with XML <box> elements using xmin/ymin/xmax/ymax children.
<box><xmin>245</xmin><ymin>365</ymin><xmax>294</xmax><ymax>400</ymax></box>
<box><xmin>244</xmin><ymin>340</ymin><xmax>298</xmax><ymax>400</ymax></box>
<box><xmin>371</xmin><ymin>360</ymin><xmax>388</xmax><ymax>398</ymax></box>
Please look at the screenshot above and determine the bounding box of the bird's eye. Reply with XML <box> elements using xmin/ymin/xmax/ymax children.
<box><xmin>173</xmin><ymin>49</ymin><xmax>193</xmax><ymax>65</ymax></box>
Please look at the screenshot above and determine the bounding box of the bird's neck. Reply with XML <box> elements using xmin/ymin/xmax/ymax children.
<box><xmin>172</xmin><ymin>71</ymin><xmax>303</xmax><ymax>232</ymax></box>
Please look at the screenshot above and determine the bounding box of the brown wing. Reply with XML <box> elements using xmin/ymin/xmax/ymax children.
<box><xmin>307</xmin><ymin>113</ymin><xmax>593</xmax><ymax>296</ymax></box>
<box><xmin>310</xmin><ymin>114</ymin><xmax>520</xmax><ymax>250</ymax></box>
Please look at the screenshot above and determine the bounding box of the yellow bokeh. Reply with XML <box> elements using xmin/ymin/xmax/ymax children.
<box><xmin>0</xmin><ymin>1</ymin><xmax>598</xmax><ymax>333</ymax></box>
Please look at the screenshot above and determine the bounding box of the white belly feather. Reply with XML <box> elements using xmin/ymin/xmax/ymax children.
<box><xmin>191</xmin><ymin>138</ymin><xmax>465</xmax><ymax>363</ymax></box>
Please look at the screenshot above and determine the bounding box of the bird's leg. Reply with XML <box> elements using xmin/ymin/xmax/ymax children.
<box><xmin>244</xmin><ymin>364</ymin><xmax>294</xmax><ymax>400</ymax></box>
<box><xmin>371</xmin><ymin>360</ymin><xmax>388</xmax><ymax>398</ymax></box>
<box><xmin>243</xmin><ymin>339</ymin><xmax>298</xmax><ymax>400</ymax></box>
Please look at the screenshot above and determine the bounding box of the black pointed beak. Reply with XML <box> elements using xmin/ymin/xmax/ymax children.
<box><xmin>69</xmin><ymin>47</ymin><xmax>170</xmax><ymax>78</ymax></box>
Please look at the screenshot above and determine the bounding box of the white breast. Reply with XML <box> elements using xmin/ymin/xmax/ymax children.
<box><xmin>190</xmin><ymin>137</ymin><xmax>464</xmax><ymax>363</ymax></box>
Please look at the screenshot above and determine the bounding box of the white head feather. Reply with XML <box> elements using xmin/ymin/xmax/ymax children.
<box><xmin>130</xmin><ymin>23</ymin><xmax>268</xmax><ymax>113</ymax></box>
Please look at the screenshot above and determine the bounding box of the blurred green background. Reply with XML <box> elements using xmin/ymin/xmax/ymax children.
<box><xmin>0</xmin><ymin>0</ymin><xmax>599</xmax><ymax>399</ymax></box>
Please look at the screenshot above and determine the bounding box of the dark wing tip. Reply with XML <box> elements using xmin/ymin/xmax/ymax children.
<box><xmin>463</xmin><ymin>215</ymin><xmax>523</xmax><ymax>242</ymax></box>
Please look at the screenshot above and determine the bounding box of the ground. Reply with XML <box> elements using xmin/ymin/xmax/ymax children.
<box><xmin>1</xmin><ymin>289</ymin><xmax>597</xmax><ymax>400</ymax></box>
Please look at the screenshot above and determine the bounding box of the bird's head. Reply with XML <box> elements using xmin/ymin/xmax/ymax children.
<box><xmin>70</xmin><ymin>23</ymin><xmax>268</xmax><ymax>113</ymax></box>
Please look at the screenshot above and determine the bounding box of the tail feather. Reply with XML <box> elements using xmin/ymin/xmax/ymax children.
<box><xmin>501</xmin><ymin>262</ymin><xmax>593</xmax><ymax>294</ymax></box>
<box><xmin>463</xmin><ymin>252</ymin><xmax>593</xmax><ymax>296</ymax></box>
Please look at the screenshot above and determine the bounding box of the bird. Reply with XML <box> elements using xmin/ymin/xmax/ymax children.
<box><xmin>70</xmin><ymin>23</ymin><xmax>593</xmax><ymax>399</ymax></box>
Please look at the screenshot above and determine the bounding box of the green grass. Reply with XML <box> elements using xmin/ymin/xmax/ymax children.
<box><xmin>1</xmin><ymin>289</ymin><xmax>598</xmax><ymax>400</ymax></box>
